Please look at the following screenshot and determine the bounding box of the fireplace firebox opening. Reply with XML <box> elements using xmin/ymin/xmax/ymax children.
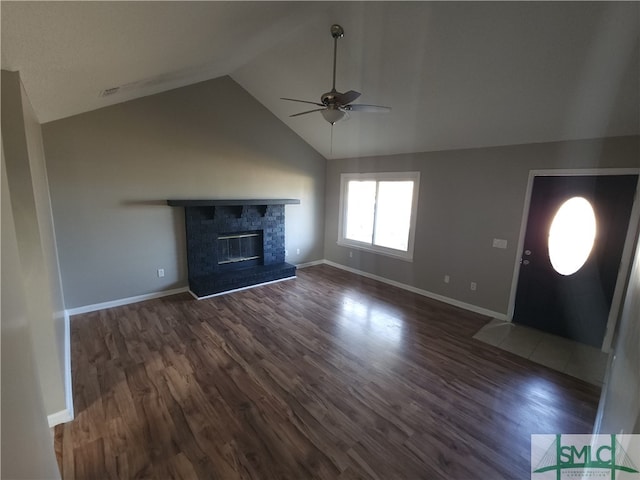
<box><xmin>217</xmin><ymin>231</ymin><xmax>263</xmax><ymax>268</ymax></box>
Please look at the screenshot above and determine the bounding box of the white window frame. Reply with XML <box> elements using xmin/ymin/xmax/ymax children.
<box><xmin>337</xmin><ymin>171</ymin><xmax>420</xmax><ymax>261</ymax></box>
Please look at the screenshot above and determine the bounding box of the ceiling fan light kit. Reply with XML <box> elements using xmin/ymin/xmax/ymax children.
<box><xmin>321</xmin><ymin>106</ymin><xmax>348</xmax><ymax>124</ymax></box>
<box><xmin>282</xmin><ymin>24</ymin><xmax>391</xmax><ymax>125</ymax></box>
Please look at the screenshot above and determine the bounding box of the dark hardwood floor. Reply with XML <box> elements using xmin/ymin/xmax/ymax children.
<box><xmin>55</xmin><ymin>264</ymin><xmax>600</xmax><ymax>479</ymax></box>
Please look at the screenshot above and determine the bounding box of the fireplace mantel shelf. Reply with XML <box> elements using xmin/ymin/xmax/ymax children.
<box><xmin>167</xmin><ymin>199</ymin><xmax>300</xmax><ymax>207</ymax></box>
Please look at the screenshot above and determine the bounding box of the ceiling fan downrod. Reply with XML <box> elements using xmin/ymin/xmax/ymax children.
<box><xmin>330</xmin><ymin>24</ymin><xmax>344</xmax><ymax>94</ymax></box>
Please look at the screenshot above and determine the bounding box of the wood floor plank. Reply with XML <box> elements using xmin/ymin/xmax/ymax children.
<box><xmin>56</xmin><ymin>264</ymin><xmax>600</xmax><ymax>479</ymax></box>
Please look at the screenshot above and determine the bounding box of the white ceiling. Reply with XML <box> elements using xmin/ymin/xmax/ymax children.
<box><xmin>2</xmin><ymin>1</ymin><xmax>639</xmax><ymax>159</ymax></box>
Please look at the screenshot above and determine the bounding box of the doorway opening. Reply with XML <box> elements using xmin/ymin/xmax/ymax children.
<box><xmin>509</xmin><ymin>170</ymin><xmax>639</xmax><ymax>350</ymax></box>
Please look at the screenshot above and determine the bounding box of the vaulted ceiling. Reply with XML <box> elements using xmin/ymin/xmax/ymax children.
<box><xmin>2</xmin><ymin>1</ymin><xmax>638</xmax><ymax>159</ymax></box>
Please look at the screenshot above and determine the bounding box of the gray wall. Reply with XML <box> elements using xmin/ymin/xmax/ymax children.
<box><xmin>2</xmin><ymin>146</ymin><xmax>61</xmax><ymax>479</ymax></box>
<box><xmin>595</xmin><ymin>216</ymin><xmax>640</xmax><ymax>434</ymax></box>
<box><xmin>324</xmin><ymin>136</ymin><xmax>640</xmax><ymax>315</ymax></box>
<box><xmin>42</xmin><ymin>76</ymin><xmax>326</xmax><ymax>309</ymax></box>
<box><xmin>1</xmin><ymin>70</ymin><xmax>67</xmax><ymax>416</ymax></box>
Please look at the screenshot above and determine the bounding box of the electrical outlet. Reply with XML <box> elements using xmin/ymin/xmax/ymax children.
<box><xmin>349</xmin><ymin>251</ymin><xmax>353</xmax><ymax>258</ymax></box>
<box><xmin>470</xmin><ymin>282</ymin><xmax>477</xmax><ymax>291</ymax></box>
<box><xmin>444</xmin><ymin>275</ymin><xmax>450</xmax><ymax>284</ymax></box>
<box><xmin>157</xmin><ymin>268</ymin><xmax>165</xmax><ymax>278</ymax></box>
<box><xmin>296</xmin><ymin>248</ymin><xmax>300</xmax><ymax>255</ymax></box>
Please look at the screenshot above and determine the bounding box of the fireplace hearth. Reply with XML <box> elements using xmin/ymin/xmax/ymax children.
<box><xmin>168</xmin><ymin>199</ymin><xmax>300</xmax><ymax>298</ymax></box>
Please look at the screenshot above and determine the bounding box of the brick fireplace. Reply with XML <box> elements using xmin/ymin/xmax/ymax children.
<box><xmin>167</xmin><ymin>199</ymin><xmax>299</xmax><ymax>298</ymax></box>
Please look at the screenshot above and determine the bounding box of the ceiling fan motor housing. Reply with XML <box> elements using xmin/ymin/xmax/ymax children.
<box><xmin>321</xmin><ymin>90</ymin><xmax>341</xmax><ymax>106</ymax></box>
<box><xmin>330</xmin><ymin>24</ymin><xmax>344</xmax><ymax>39</ymax></box>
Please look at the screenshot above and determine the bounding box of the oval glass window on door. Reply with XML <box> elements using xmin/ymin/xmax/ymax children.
<box><xmin>548</xmin><ymin>197</ymin><xmax>597</xmax><ymax>276</ymax></box>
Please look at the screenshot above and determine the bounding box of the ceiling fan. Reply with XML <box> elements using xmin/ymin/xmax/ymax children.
<box><xmin>282</xmin><ymin>24</ymin><xmax>391</xmax><ymax>125</ymax></box>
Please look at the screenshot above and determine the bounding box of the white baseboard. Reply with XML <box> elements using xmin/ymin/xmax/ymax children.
<box><xmin>47</xmin><ymin>407</ymin><xmax>74</xmax><ymax>428</ymax></box>
<box><xmin>63</xmin><ymin>310</ymin><xmax>74</xmax><ymax>420</ymax></box>
<box><xmin>295</xmin><ymin>259</ymin><xmax>325</xmax><ymax>269</ymax></box>
<box><xmin>322</xmin><ymin>260</ymin><xmax>508</xmax><ymax>320</ymax></box>
<box><xmin>47</xmin><ymin>311</ymin><xmax>75</xmax><ymax>428</ymax></box>
<box><xmin>65</xmin><ymin>286</ymin><xmax>189</xmax><ymax>316</ymax></box>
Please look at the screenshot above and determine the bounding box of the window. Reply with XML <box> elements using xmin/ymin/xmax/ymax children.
<box><xmin>548</xmin><ymin>197</ymin><xmax>597</xmax><ymax>276</ymax></box>
<box><xmin>338</xmin><ymin>172</ymin><xmax>420</xmax><ymax>260</ymax></box>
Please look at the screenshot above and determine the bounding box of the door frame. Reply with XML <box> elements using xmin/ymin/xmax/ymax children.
<box><xmin>507</xmin><ymin>168</ymin><xmax>640</xmax><ymax>352</ymax></box>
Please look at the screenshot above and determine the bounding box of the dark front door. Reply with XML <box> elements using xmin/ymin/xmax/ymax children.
<box><xmin>513</xmin><ymin>174</ymin><xmax>637</xmax><ymax>347</ymax></box>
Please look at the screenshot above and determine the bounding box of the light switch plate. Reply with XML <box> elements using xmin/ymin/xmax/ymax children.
<box><xmin>492</xmin><ymin>238</ymin><xmax>508</xmax><ymax>249</ymax></box>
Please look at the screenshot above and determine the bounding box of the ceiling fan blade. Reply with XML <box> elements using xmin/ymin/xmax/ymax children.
<box><xmin>281</xmin><ymin>97</ymin><xmax>324</xmax><ymax>107</ymax></box>
<box><xmin>344</xmin><ymin>104</ymin><xmax>391</xmax><ymax>113</ymax></box>
<box><xmin>335</xmin><ymin>90</ymin><xmax>361</xmax><ymax>105</ymax></box>
<box><xmin>289</xmin><ymin>108</ymin><xmax>326</xmax><ymax>118</ymax></box>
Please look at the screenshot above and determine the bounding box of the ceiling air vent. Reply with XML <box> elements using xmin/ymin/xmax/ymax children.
<box><xmin>100</xmin><ymin>86</ymin><xmax>120</xmax><ymax>97</ymax></box>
